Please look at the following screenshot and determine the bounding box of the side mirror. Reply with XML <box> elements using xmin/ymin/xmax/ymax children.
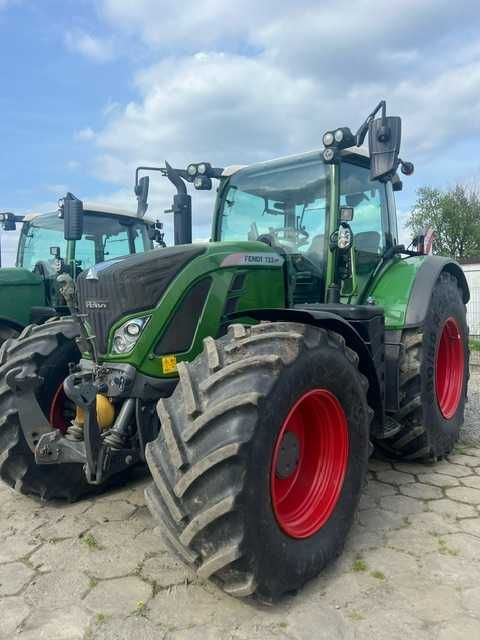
<box><xmin>62</xmin><ymin>193</ymin><xmax>84</xmax><ymax>241</ymax></box>
<box><xmin>368</xmin><ymin>115</ymin><xmax>401</xmax><ymax>182</ymax></box>
<box><xmin>135</xmin><ymin>176</ymin><xmax>149</xmax><ymax>217</ymax></box>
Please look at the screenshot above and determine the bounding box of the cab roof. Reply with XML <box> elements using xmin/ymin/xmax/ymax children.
<box><xmin>222</xmin><ymin>146</ymin><xmax>369</xmax><ymax>178</ymax></box>
<box><xmin>23</xmin><ymin>202</ymin><xmax>155</xmax><ymax>224</ymax></box>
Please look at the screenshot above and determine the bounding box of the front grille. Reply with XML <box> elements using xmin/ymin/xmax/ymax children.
<box><xmin>76</xmin><ymin>245</ymin><xmax>206</xmax><ymax>354</ymax></box>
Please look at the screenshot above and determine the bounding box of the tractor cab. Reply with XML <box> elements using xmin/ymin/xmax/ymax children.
<box><xmin>214</xmin><ymin>147</ymin><xmax>399</xmax><ymax>306</ymax></box>
<box><xmin>18</xmin><ymin>205</ymin><xmax>155</xmax><ymax>276</ymax></box>
<box><xmin>0</xmin><ymin>198</ymin><xmax>158</xmax><ymax>339</ymax></box>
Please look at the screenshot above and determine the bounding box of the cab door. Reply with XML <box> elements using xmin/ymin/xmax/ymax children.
<box><xmin>339</xmin><ymin>159</ymin><xmax>392</xmax><ymax>302</ymax></box>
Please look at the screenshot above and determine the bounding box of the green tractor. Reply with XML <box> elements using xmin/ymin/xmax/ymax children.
<box><xmin>0</xmin><ymin>102</ymin><xmax>469</xmax><ymax>601</ymax></box>
<box><xmin>0</xmin><ymin>181</ymin><xmax>160</xmax><ymax>346</ymax></box>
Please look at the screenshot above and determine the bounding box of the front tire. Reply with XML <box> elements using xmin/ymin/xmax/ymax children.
<box><xmin>0</xmin><ymin>317</ymin><xmax>92</xmax><ymax>500</ymax></box>
<box><xmin>145</xmin><ymin>322</ymin><xmax>371</xmax><ymax>601</ymax></box>
<box><xmin>376</xmin><ymin>272</ymin><xmax>469</xmax><ymax>460</ymax></box>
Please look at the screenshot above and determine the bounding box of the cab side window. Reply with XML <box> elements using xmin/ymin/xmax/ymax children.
<box><xmin>340</xmin><ymin>162</ymin><xmax>388</xmax><ymax>273</ymax></box>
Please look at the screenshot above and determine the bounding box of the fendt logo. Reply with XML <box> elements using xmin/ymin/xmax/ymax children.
<box><xmin>85</xmin><ymin>300</ymin><xmax>108</xmax><ymax>310</ymax></box>
<box><xmin>221</xmin><ymin>252</ymin><xmax>284</xmax><ymax>268</ymax></box>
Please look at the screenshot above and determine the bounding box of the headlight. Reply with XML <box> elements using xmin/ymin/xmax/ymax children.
<box><xmin>323</xmin><ymin>131</ymin><xmax>334</xmax><ymax>146</ymax></box>
<box><xmin>186</xmin><ymin>164</ymin><xmax>197</xmax><ymax>177</ymax></box>
<box><xmin>323</xmin><ymin>148</ymin><xmax>335</xmax><ymax>162</ymax></box>
<box><xmin>197</xmin><ymin>163</ymin><xmax>207</xmax><ymax>175</ymax></box>
<box><xmin>334</xmin><ymin>128</ymin><xmax>344</xmax><ymax>143</ymax></box>
<box><xmin>112</xmin><ymin>316</ymin><xmax>150</xmax><ymax>354</ymax></box>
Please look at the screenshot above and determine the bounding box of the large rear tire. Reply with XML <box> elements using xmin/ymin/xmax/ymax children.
<box><xmin>145</xmin><ymin>322</ymin><xmax>371</xmax><ymax>601</ymax></box>
<box><xmin>0</xmin><ymin>317</ymin><xmax>93</xmax><ymax>500</ymax></box>
<box><xmin>376</xmin><ymin>272</ymin><xmax>469</xmax><ymax>461</ymax></box>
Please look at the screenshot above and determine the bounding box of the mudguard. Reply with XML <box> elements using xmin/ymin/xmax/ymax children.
<box><xmin>368</xmin><ymin>255</ymin><xmax>469</xmax><ymax>330</ymax></box>
<box><xmin>404</xmin><ymin>257</ymin><xmax>469</xmax><ymax>328</ymax></box>
<box><xmin>230</xmin><ymin>306</ymin><xmax>384</xmax><ymax>429</ymax></box>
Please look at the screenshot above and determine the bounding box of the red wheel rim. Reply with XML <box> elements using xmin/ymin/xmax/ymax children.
<box><xmin>270</xmin><ymin>389</ymin><xmax>349</xmax><ymax>539</ymax></box>
<box><xmin>49</xmin><ymin>384</ymin><xmax>69</xmax><ymax>433</ymax></box>
<box><xmin>435</xmin><ymin>317</ymin><xmax>464</xmax><ymax>419</ymax></box>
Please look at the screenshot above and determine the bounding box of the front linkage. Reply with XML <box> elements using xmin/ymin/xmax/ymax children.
<box><xmin>35</xmin><ymin>368</ymin><xmax>155</xmax><ymax>485</ymax></box>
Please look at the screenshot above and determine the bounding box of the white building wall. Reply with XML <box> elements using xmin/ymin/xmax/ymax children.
<box><xmin>463</xmin><ymin>263</ymin><xmax>480</xmax><ymax>337</ymax></box>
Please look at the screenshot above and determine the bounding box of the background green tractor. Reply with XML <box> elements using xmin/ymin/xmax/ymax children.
<box><xmin>0</xmin><ymin>102</ymin><xmax>469</xmax><ymax>600</ymax></box>
<box><xmin>0</xmin><ymin>183</ymin><xmax>160</xmax><ymax>346</ymax></box>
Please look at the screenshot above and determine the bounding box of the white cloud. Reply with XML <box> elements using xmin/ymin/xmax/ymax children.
<box><xmin>74</xmin><ymin>127</ymin><xmax>95</xmax><ymax>142</ymax></box>
<box><xmin>45</xmin><ymin>184</ymin><xmax>68</xmax><ymax>194</ymax></box>
<box><xmin>76</xmin><ymin>1</ymin><xmax>480</xmax><ymax>243</ymax></box>
<box><xmin>100</xmin><ymin>0</ymin><xmax>281</xmax><ymax>50</ymax></box>
<box><xmin>65</xmin><ymin>30</ymin><xmax>114</xmax><ymax>63</ymax></box>
<box><xmin>67</xmin><ymin>160</ymin><xmax>80</xmax><ymax>171</ymax></box>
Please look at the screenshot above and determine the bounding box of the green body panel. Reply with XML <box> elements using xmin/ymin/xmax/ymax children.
<box><xmin>0</xmin><ymin>268</ymin><xmax>46</xmax><ymax>327</ymax></box>
<box><xmin>100</xmin><ymin>241</ymin><xmax>286</xmax><ymax>378</ymax></box>
<box><xmin>365</xmin><ymin>255</ymin><xmax>427</xmax><ymax>329</ymax></box>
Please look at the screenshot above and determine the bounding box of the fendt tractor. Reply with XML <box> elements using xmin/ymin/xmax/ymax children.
<box><xmin>0</xmin><ymin>177</ymin><xmax>161</xmax><ymax>346</ymax></box>
<box><xmin>0</xmin><ymin>102</ymin><xmax>469</xmax><ymax>601</ymax></box>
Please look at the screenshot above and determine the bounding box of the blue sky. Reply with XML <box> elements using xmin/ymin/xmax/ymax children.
<box><xmin>1</xmin><ymin>0</ymin><xmax>480</xmax><ymax>264</ymax></box>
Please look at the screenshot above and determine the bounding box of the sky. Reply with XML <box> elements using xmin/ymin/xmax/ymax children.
<box><xmin>1</xmin><ymin>0</ymin><xmax>480</xmax><ymax>265</ymax></box>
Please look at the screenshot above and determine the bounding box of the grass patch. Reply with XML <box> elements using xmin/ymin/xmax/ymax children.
<box><xmin>89</xmin><ymin>577</ymin><xmax>98</xmax><ymax>589</ymax></box>
<box><xmin>370</xmin><ymin>570</ymin><xmax>385</xmax><ymax>580</ymax></box>
<box><xmin>81</xmin><ymin>533</ymin><xmax>99</xmax><ymax>550</ymax></box>
<box><xmin>469</xmin><ymin>339</ymin><xmax>480</xmax><ymax>352</ymax></box>
<box><xmin>134</xmin><ymin>600</ymin><xmax>148</xmax><ymax>617</ymax></box>
<box><xmin>348</xmin><ymin>609</ymin><xmax>365</xmax><ymax>621</ymax></box>
<box><xmin>95</xmin><ymin>613</ymin><xmax>110</xmax><ymax>625</ymax></box>
<box><xmin>438</xmin><ymin>538</ymin><xmax>459</xmax><ymax>556</ymax></box>
<box><xmin>352</xmin><ymin>558</ymin><xmax>368</xmax><ymax>572</ymax></box>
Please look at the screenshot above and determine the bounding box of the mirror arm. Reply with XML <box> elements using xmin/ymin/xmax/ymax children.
<box><xmin>135</xmin><ymin>166</ymin><xmax>165</xmax><ymax>192</ymax></box>
<box><xmin>354</xmin><ymin>100</ymin><xmax>386</xmax><ymax>147</ymax></box>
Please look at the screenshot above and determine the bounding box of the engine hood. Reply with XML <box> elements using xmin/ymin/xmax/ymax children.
<box><xmin>76</xmin><ymin>245</ymin><xmax>206</xmax><ymax>354</ymax></box>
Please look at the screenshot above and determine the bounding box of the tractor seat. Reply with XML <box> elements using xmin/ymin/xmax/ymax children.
<box><xmin>354</xmin><ymin>231</ymin><xmax>381</xmax><ymax>254</ymax></box>
<box><xmin>306</xmin><ymin>234</ymin><xmax>325</xmax><ymax>268</ymax></box>
<box><xmin>355</xmin><ymin>231</ymin><xmax>381</xmax><ymax>274</ymax></box>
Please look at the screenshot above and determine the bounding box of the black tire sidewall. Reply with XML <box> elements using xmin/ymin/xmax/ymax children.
<box><xmin>242</xmin><ymin>338</ymin><xmax>369</xmax><ymax>599</ymax></box>
<box><xmin>421</xmin><ymin>276</ymin><xmax>468</xmax><ymax>455</ymax></box>
<box><xmin>37</xmin><ymin>338</ymin><xmax>79</xmax><ymax>416</ymax></box>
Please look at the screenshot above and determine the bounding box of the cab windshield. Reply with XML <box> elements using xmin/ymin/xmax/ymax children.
<box><xmin>218</xmin><ymin>157</ymin><xmax>329</xmax><ymax>271</ymax></box>
<box><xmin>18</xmin><ymin>212</ymin><xmax>152</xmax><ymax>271</ymax></box>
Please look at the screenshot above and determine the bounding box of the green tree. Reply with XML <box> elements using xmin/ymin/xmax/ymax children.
<box><xmin>407</xmin><ymin>184</ymin><xmax>480</xmax><ymax>258</ymax></box>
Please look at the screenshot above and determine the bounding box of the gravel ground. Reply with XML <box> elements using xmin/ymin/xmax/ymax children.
<box><xmin>0</xmin><ymin>367</ymin><xmax>478</xmax><ymax>639</ymax></box>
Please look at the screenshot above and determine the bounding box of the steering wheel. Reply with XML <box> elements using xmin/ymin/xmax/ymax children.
<box><xmin>270</xmin><ymin>226</ymin><xmax>310</xmax><ymax>248</ymax></box>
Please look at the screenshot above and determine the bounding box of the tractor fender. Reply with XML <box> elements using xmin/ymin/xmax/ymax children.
<box><xmin>229</xmin><ymin>307</ymin><xmax>383</xmax><ymax>427</ymax></box>
<box><xmin>405</xmin><ymin>257</ymin><xmax>469</xmax><ymax>328</ymax></box>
